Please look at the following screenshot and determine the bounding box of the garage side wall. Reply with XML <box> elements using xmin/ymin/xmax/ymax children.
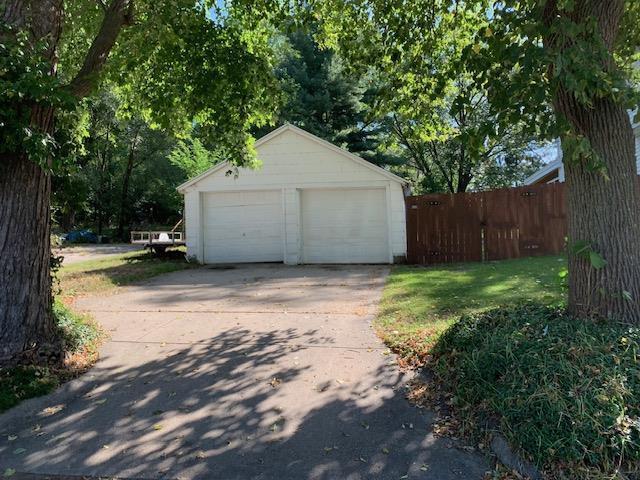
<box><xmin>181</xmin><ymin>129</ymin><xmax>407</xmax><ymax>264</ymax></box>
<box><xmin>183</xmin><ymin>190</ymin><xmax>202</xmax><ymax>262</ymax></box>
<box><xmin>388</xmin><ymin>182</ymin><xmax>407</xmax><ymax>261</ymax></box>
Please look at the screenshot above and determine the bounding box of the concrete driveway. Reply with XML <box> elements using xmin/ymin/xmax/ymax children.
<box><xmin>0</xmin><ymin>265</ymin><xmax>489</xmax><ymax>479</ymax></box>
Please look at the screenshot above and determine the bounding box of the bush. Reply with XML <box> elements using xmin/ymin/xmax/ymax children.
<box><xmin>433</xmin><ymin>304</ymin><xmax>640</xmax><ymax>476</ymax></box>
<box><xmin>0</xmin><ymin>303</ymin><xmax>102</xmax><ymax>414</ymax></box>
<box><xmin>53</xmin><ymin>300</ymin><xmax>101</xmax><ymax>353</ymax></box>
<box><xmin>0</xmin><ymin>366</ymin><xmax>59</xmax><ymax>413</ymax></box>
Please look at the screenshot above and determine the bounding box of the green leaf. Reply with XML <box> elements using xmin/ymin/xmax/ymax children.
<box><xmin>588</xmin><ymin>251</ymin><xmax>607</xmax><ymax>269</ymax></box>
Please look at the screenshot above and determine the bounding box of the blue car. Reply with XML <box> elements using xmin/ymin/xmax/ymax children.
<box><xmin>63</xmin><ymin>229</ymin><xmax>99</xmax><ymax>244</ymax></box>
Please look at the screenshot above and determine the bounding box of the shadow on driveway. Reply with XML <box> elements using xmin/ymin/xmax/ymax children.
<box><xmin>0</xmin><ymin>266</ymin><xmax>489</xmax><ymax>479</ymax></box>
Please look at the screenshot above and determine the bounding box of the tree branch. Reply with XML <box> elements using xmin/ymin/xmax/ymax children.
<box><xmin>67</xmin><ymin>0</ymin><xmax>135</xmax><ymax>99</ymax></box>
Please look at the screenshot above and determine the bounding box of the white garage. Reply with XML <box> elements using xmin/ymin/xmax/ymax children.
<box><xmin>177</xmin><ymin>124</ymin><xmax>408</xmax><ymax>265</ymax></box>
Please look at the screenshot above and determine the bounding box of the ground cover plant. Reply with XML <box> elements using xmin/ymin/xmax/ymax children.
<box><xmin>433</xmin><ymin>304</ymin><xmax>640</xmax><ymax>478</ymax></box>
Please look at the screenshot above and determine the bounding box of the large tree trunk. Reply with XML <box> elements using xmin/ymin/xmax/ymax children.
<box><xmin>0</xmin><ymin>155</ymin><xmax>62</xmax><ymax>364</ymax></box>
<box><xmin>559</xmin><ymin>99</ymin><xmax>640</xmax><ymax>322</ymax></box>
<box><xmin>544</xmin><ymin>0</ymin><xmax>640</xmax><ymax>323</ymax></box>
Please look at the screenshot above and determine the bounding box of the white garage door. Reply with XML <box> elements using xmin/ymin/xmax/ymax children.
<box><xmin>301</xmin><ymin>188</ymin><xmax>389</xmax><ymax>263</ymax></box>
<box><xmin>202</xmin><ymin>190</ymin><xmax>283</xmax><ymax>263</ymax></box>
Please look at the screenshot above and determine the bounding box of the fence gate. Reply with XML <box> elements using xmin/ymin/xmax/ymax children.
<box><xmin>406</xmin><ymin>193</ymin><xmax>483</xmax><ymax>265</ymax></box>
<box><xmin>406</xmin><ymin>183</ymin><xmax>567</xmax><ymax>265</ymax></box>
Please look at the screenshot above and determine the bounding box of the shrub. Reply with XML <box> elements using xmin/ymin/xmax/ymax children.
<box><xmin>53</xmin><ymin>300</ymin><xmax>101</xmax><ymax>353</ymax></box>
<box><xmin>0</xmin><ymin>366</ymin><xmax>59</xmax><ymax>413</ymax></box>
<box><xmin>433</xmin><ymin>304</ymin><xmax>640</xmax><ymax>476</ymax></box>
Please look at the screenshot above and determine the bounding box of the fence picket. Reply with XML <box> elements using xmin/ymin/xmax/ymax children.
<box><xmin>405</xmin><ymin>183</ymin><xmax>567</xmax><ymax>265</ymax></box>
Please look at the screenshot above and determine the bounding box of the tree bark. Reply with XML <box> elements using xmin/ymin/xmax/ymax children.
<box><xmin>544</xmin><ymin>0</ymin><xmax>640</xmax><ymax>323</ymax></box>
<box><xmin>0</xmin><ymin>154</ymin><xmax>62</xmax><ymax>365</ymax></box>
<box><xmin>0</xmin><ymin>0</ymin><xmax>132</xmax><ymax>365</ymax></box>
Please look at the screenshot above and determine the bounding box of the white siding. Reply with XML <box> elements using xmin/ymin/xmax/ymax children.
<box><xmin>635</xmin><ymin>127</ymin><xmax>640</xmax><ymax>173</ymax></box>
<box><xmin>181</xmin><ymin>127</ymin><xmax>407</xmax><ymax>264</ymax></box>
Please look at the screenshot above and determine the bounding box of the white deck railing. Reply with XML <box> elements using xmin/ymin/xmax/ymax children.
<box><xmin>130</xmin><ymin>231</ymin><xmax>184</xmax><ymax>245</ymax></box>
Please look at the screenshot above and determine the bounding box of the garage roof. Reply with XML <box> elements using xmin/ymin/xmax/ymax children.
<box><xmin>177</xmin><ymin>123</ymin><xmax>407</xmax><ymax>193</ymax></box>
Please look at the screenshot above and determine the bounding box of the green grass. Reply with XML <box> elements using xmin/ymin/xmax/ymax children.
<box><xmin>58</xmin><ymin>248</ymin><xmax>196</xmax><ymax>298</ymax></box>
<box><xmin>376</xmin><ymin>255</ymin><xmax>566</xmax><ymax>365</ymax></box>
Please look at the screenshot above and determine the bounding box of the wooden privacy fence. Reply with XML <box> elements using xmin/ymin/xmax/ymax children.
<box><xmin>405</xmin><ymin>183</ymin><xmax>567</xmax><ymax>265</ymax></box>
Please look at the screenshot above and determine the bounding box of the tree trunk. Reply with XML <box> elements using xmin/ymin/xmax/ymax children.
<box><xmin>0</xmin><ymin>154</ymin><xmax>62</xmax><ymax>365</ymax></box>
<box><xmin>116</xmin><ymin>125</ymin><xmax>141</xmax><ymax>241</ymax></box>
<box><xmin>559</xmin><ymin>98</ymin><xmax>640</xmax><ymax>322</ymax></box>
<box><xmin>544</xmin><ymin>0</ymin><xmax>640</xmax><ymax>323</ymax></box>
<box><xmin>0</xmin><ymin>0</ymin><xmax>132</xmax><ymax>365</ymax></box>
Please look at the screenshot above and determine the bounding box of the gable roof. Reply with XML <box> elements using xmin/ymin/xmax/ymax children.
<box><xmin>177</xmin><ymin>123</ymin><xmax>407</xmax><ymax>192</ymax></box>
<box><xmin>523</xmin><ymin>158</ymin><xmax>562</xmax><ymax>185</ymax></box>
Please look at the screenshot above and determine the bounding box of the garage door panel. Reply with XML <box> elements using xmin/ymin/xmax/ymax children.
<box><xmin>203</xmin><ymin>191</ymin><xmax>283</xmax><ymax>263</ymax></box>
<box><xmin>302</xmin><ymin>188</ymin><xmax>389</xmax><ymax>264</ymax></box>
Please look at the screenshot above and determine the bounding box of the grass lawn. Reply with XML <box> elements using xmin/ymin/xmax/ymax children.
<box><xmin>57</xmin><ymin>247</ymin><xmax>196</xmax><ymax>300</ymax></box>
<box><xmin>0</xmin><ymin>248</ymin><xmax>196</xmax><ymax>413</ymax></box>
<box><xmin>376</xmin><ymin>255</ymin><xmax>567</xmax><ymax>366</ymax></box>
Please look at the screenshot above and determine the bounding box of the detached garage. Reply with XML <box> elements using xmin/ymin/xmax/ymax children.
<box><xmin>177</xmin><ymin>124</ymin><xmax>407</xmax><ymax>264</ymax></box>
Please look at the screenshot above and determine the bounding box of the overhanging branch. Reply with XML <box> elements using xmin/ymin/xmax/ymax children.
<box><xmin>67</xmin><ymin>0</ymin><xmax>134</xmax><ymax>99</ymax></box>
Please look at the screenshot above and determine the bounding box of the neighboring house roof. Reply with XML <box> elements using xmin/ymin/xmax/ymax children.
<box><xmin>524</xmin><ymin>118</ymin><xmax>640</xmax><ymax>185</ymax></box>
<box><xmin>177</xmin><ymin>123</ymin><xmax>407</xmax><ymax>193</ymax></box>
<box><xmin>523</xmin><ymin>158</ymin><xmax>563</xmax><ymax>185</ymax></box>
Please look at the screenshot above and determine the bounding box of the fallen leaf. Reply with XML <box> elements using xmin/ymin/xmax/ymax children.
<box><xmin>382</xmin><ymin>447</ymin><xmax>390</xmax><ymax>454</ymax></box>
<box><xmin>268</xmin><ymin>377</ymin><xmax>282</xmax><ymax>388</ymax></box>
<box><xmin>12</xmin><ymin>448</ymin><xmax>25</xmax><ymax>455</ymax></box>
<box><xmin>3</xmin><ymin>468</ymin><xmax>15</xmax><ymax>477</ymax></box>
<box><xmin>153</xmin><ymin>424</ymin><xmax>163</xmax><ymax>430</ymax></box>
<box><xmin>42</xmin><ymin>405</ymin><xmax>64</xmax><ymax>415</ymax></box>
<box><xmin>7</xmin><ymin>435</ymin><xmax>17</xmax><ymax>442</ymax></box>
